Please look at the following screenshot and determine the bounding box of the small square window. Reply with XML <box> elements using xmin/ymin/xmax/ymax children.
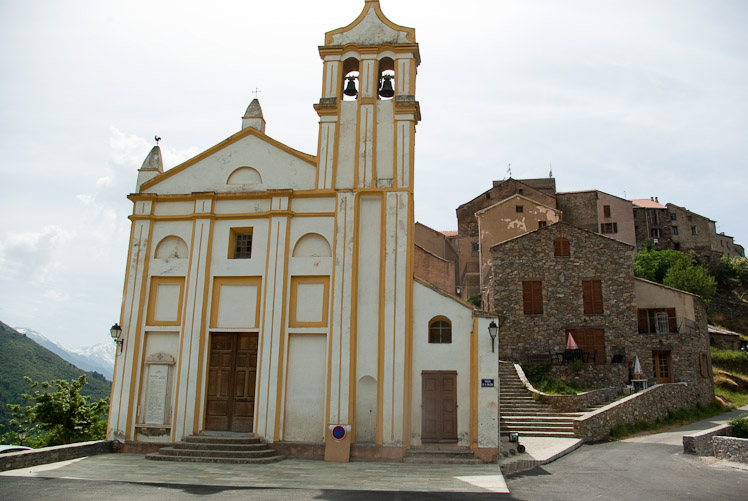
<box><xmin>230</xmin><ymin>228</ymin><xmax>253</xmax><ymax>259</ymax></box>
<box><xmin>691</xmin><ymin>226</ymin><xmax>698</xmax><ymax>236</ymax></box>
<box><xmin>651</xmin><ymin>228</ymin><xmax>661</xmax><ymax>238</ymax></box>
<box><xmin>516</xmin><ymin>205</ymin><xmax>523</xmax><ymax>213</ymax></box>
<box><xmin>538</xmin><ymin>221</ymin><xmax>547</xmax><ymax>229</ymax></box>
<box><xmin>672</xmin><ymin>226</ymin><xmax>679</xmax><ymax>235</ymax></box>
<box><xmin>670</xmin><ymin>213</ymin><xmax>677</xmax><ymax>221</ymax></box>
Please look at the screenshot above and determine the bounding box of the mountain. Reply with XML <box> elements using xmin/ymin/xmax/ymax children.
<box><xmin>0</xmin><ymin>321</ymin><xmax>111</xmax><ymax>431</ymax></box>
<box><xmin>15</xmin><ymin>327</ymin><xmax>115</xmax><ymax>380</ymax></box>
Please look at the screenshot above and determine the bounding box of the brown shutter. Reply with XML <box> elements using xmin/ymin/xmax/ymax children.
<box><xmin>523</xmin><ymin>281</ymin><xmax>543</xmax><ymax>314</ymax></box>
<box><xmin>666</xmin><ymin>308</ymin><xmax>677</xmax><ymax>332</ymax></box>
<box><xmin>637</xmin><ymin>309</ymin><xmax>649</xmax><ymax>333</ymax></box>
<box><xmin>583</xmin><ymin>280</ymin><xmax>603</xmax><ymax>314</ymax></box>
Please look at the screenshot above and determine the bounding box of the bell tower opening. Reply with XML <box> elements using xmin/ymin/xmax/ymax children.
<box><xmin>378</xmin><ymin>57</ymin><xmax>395</xmax><ymax>99</ymax></box>
<box><xmin>342</xmin><ymin>57</ymin><xmax>360</xmax><ymax>101</ymax></box>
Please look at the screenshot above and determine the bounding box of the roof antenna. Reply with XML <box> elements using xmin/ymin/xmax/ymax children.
<box><xmin>155</xmin><ymin>136</ymin><xmax>162</xmax><ymax>145</ymax></box>
<box><xmin>506</xmin><ymin>163</ymin><xmax>512</xmax><ymax>179</ymax></box>
<box><xmin>549</xmin><ymin>163</ymin><xmax>553</xmax><ymax>178</ymax></box>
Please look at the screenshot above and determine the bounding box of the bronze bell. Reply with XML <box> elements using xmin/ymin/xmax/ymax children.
<box><xmin>344</xmin><ymin>77</ymin><xmax>358</xmax><ymax>97</ymax></box>
<box><xmin>379</xmin><ymin>76</ymin><xmax>394</xmax><ymax>98</ymax></box>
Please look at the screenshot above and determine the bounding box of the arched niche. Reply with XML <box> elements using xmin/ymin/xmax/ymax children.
<box><xmin>155</xmin><ymin>236</ymin><xmax>189</xmax><ymax>260</ymax></box>
<box><xmin>292</xmin><ymin>233</ymin><xmax>332</xmax><ymax>258</ymax></box>
<box><xmin>227</xmin><ymin>166</ymin><xmax>262</xmax><ymax>185</ymax></box>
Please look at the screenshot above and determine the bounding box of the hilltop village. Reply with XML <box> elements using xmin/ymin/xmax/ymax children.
<box><xmin>106</xmin><ymin>1</ymin><xmax>744</xmax><ymax>464</ymax></box>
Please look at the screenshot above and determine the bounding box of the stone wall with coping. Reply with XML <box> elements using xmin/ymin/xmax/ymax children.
<box><xmin>515</xmin><ymin>363</ymin><xmax>619</xmax><ymax>412</ymax></box>
<box><xmin>0</xmin><ymin>440</ymin><xmax>114</xmax><ymax>472</ymax></box>
<box><xmin>548</xmin><ymin>363</ymin><xmax>629</xmax><ymax>391</ymax></box>
<box><xmin>682</xmin><ymin>424</ymin><xmax>732</xmax><ymax>456</ymax></box>
<box><xmin>713</xmin><ymin>436</ymin><xmax>748</xmax><ymax>463</ymax></box>
<box><xmin>574</xmin><ymin>383</ymin><xmax>700</xmax><ymax>441</ymax></box>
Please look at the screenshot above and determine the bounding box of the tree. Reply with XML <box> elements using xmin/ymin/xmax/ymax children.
<box><xmin>3</xmin><ymin>375</ymin><xmax>108</xmax><ymax>447</ymax></box>
<box><xmin>633</xmin><ymin>248</ymin><xmax>689</xmax><ymax>283</ymax></box>
<box><xmin>663</xmin><ymin>260</ymin><xmax>717</xmax><ymax>299</ymax></box>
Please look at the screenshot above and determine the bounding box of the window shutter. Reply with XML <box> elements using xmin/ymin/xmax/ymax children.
<box><xmin>523</xmin><ymin>281</ymin><xmax>542</xmax><ymax>314</ymax></box>
<box><xmin>666</xmin><ymin>308</ymin><xmax>677</xmax><ymax>332</ymax></box>
<box><xmin>637</xmin><ymin>309</ymin><xmax>649</xmax><ymax>333</ymax></box>
<box><xmin>583</xmin><ymin>280</ymin><xmax>603</xmax><ymax>314</ymax></box>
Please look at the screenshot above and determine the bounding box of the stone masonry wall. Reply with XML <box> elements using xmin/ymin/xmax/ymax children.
<box><xmin>574</xmin><ymin>383</ymin><xmax>700</xmax><ymax>441</ymax></box>
<box><xmin>547</xmin><ymin>362</ymin><xmax>628</xmax><ymax>390</ymax></box>
<box><xmin>713</xmin><ymin>436</ymin><xmax>748</xmax><ymax>463</ymax></box>
<box><xmin>0</xmin><ymin>440</ymin><xmax>114</xmax><ymax>472</ymax></box>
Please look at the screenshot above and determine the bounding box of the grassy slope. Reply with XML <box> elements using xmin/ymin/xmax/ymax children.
<box><xmin>0</xmin><ymin>321</ymin><xmax>111</xmax><ymax>429</ymax></box>
<box><xmin>711</xmin><ymin>347</ymin><xmax>748</xmax><ymax>407</ymax></box>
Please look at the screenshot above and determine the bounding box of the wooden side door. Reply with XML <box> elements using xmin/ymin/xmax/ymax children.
<box><xmin>421</xmin><ymin>371</ymin><xmax>457</xmax><ymax>443</ymax></box>
<box><xmin>205</xmin><ymin>333</ymin><xmax>258</xmax><ymax>432</ymax></box>
<box><xmin>652</xmin><ymin>350</ymin><xmax>672</xmax><ymax>384</ymax></box>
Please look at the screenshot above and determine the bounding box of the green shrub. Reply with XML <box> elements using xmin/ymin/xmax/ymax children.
<box><xmin>729</xmin><ymin>415</ymin><xmax>748</xmax><ymax>438</ymax></box>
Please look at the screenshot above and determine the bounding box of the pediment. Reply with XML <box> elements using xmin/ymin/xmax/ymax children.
<box><xmin>325</xmin><ymin>1</ymin><xmax>415</xmax><ymax>46</ymax></box>
<box><xmin>140</xmin><ymin>128</ymin><xmax>317</xmax><ymax>195</ymax></box>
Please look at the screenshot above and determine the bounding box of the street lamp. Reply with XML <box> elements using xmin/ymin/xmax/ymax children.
<box><xmin>110</xmin><ymin>323</ymin><xmax>123</xmax><ymax>354</ymax></box>
<box><xmin>488</xmin><ymin>320</ymin><xmax>498</xmax><ymax>353</ymax></box>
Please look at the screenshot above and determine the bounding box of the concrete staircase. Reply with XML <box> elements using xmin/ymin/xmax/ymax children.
<box><xmin>146</xmin><ymin>432</ymin><xmax>285</xmax><ymax>464</ymax></box>
<box><xmin>499</xmin><ymin>362</ymin><xmax>580</xmax><ymax>439</ymax></box>
<box><xmin>404</xmin><ymin>448</ymin><xmax>484</xmax><ymax>464</ymax></box>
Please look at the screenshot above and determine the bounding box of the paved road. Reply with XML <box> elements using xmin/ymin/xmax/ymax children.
<box><xmin>2</xmin><ymin>409</ymin><xmax>746</xmax><ymax>500</ymax></box>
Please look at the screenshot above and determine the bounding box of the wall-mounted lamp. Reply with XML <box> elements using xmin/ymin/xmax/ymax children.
<box><xmin>488</xmin><ymin>320</ymin><xmax>498</xmax><ymax>353</ymax></box>
<box><xmin>110</xmin><ymin>323</ymin><xmax>123</xmax><ymax>354</ymax></box>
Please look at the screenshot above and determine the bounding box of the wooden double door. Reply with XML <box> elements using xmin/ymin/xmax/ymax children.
<box><xmin>205</xmin><ymin>333</ymin><xmax>258</xmax><ymax>432</ymax></box>
<box><xmin>421</xmin><ymin>371</ymin><xmax>457</xmax><ymax>442</ymax></box>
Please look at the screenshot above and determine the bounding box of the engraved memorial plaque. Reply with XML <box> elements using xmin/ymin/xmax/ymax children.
<box><xmin>145</xmin><ymin>364</ymin><xmax>169</xmax><ymax>425</ymax></box>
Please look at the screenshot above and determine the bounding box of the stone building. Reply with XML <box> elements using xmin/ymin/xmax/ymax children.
<box><xmin>632</xmin><ymin>198</ymin><xmax>744</xmax><ymax>260</ymax></box>
<box><xmin>488</xmin><ymin>222</ymin><xmax>713</xmax><ymax>402</ymax></box>
<box><xmin>555</xmin><ymin>190</ymin><xmax>636</xmax><ymax>247</ymax></box>
<box><xmin>108</xmin><ymin>1</ymin><xmax>499</xmax><ymax>462</ymax></box>
<box><xmin>452</xmin><ymin>178</ymin><xmax>558</xmax><ymax>299</ymax></box>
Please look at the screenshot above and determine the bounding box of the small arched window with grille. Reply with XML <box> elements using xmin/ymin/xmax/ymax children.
<box><xmin>554</xmin><ymin>237</ymin><xmax>570</xmax><ymax>257</ymax></box>
<box><xmin>428</xmin><ymin>316</ymin><xmax>452</xmax><ymax>344</ymax></box>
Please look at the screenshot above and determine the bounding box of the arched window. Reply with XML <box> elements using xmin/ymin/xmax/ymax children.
<box><xmin>428</xmin><ymin>316</ymin><xmax>452</xmax><ymax>344</ymax></box>
<box><xmin>554</xmin><ymin>237</ymin><xmax>570</xmax><ymax>257</ymax></box>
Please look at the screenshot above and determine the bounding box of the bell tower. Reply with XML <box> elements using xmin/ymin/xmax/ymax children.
<box><xmin>314</xmin><ymin>0</ymin><xmax>420</xmax><ymax>190</ymax></box>
<box><xmin>314</xmin><ymin>1</ymin><xmax>422</xmax><ymax>447</ymax></box>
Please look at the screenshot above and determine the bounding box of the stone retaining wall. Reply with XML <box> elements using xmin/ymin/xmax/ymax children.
<box><xmin>713</xmin><ymin>436</ymin><xmax>748</xmax><ymax>463</ymax></box>
<box><xmin>574</xmin><ymin>383</ymin><xmax>700</xmax><ymax>441</ymax></box>
<box><xmin>548</xmin><ymin>363</ymin><xmax>628</xmax><ymax>391</ymax></box>
<box><xmin>682</xmin><ymin>424</ymin><xmax>732</xmax><ymax>456</ymax></box>
<box><xmin>0</xmin><ymin>440</ymin><xmax>114</xmax><ymax>472</ymax></box>
<box><xmin>515</xmin><ymin>363</ymin><xmax>619</xmax><ymax>412</ymax></box>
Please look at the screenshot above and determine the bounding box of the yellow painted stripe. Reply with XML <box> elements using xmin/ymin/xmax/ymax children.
<box><xmin>470</xmin><ymin>316</ymin><xmax>479</xmax><ymax>449</ymax></box>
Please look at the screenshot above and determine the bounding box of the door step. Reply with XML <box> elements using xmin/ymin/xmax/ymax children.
<box><xmin>146</xmin><ymin>433</ymin><xmax>284</xmax><ymax>464</ymax></box>
<box><xmin>404</xmin><ymin>449</ymin><xmax>483</xmax><ymax>464</ymax></box>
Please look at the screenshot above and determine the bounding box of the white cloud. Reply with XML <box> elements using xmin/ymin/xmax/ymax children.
<box><xmin>0</xmin><ymin>226</ymin><xmax>75</xmax><ymax>281</ymax></box>
<box><xmin>43</xmin><ymin>290</ymin><xmax>70</xmax><ymax>302</ymax></box>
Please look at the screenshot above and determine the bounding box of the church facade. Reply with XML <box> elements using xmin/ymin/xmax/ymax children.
<box><xmin>108</xmin><ymin>1</ymin><xmax>499</xmax><ymax>462</ymax></box>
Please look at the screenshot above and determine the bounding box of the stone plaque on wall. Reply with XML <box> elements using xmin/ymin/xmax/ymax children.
<box><xmin>145</xmin><ymin>364</ymin><xmax>169</xmax><ymax>425</ymax></box>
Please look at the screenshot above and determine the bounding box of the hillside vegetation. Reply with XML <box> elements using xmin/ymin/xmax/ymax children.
<box><xmin>0</xmin><ymin>321</ymin><xmax>111</xmax><ymax>430</ymax></box>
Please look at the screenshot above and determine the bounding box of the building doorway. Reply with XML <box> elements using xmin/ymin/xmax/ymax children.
<box><xmin>205</xmin><ymin>332</ymin><xmax>258</xmax><ymax>432</ymax></box>
<box><xmin>652</xmin><ymin>350</ymin><xmax>672</xmax><ymax>384</ymax></box>
<box><xmin>421</xmin><ymin>371</ymin><xmax>457</xmax><ymax>442</ymax></box>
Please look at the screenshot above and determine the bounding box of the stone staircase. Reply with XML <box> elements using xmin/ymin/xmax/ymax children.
<box><xmin>146</xmin><ymin>432</ymin><xmax>285</xmax><ymax>464</ymax></box>
<box><xmin>404</xmin><ymin>448</ymin><xmax>483</xmax><ymax>464</ymax></box>
<box><xmin>499</xmin><ymin>362</ymin><xmax>581</xmax><ymax>439</ymax></box>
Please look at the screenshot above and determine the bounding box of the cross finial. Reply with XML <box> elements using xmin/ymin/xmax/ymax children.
<box><xmin>252</xmin><ymin>88</ymin><xmax>261</xmax><ymax>99</ymax></box>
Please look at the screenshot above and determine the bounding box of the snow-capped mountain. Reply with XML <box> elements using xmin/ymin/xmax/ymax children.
<box><xmin>15</xmin><ymin>327</ymin><xmax>114</xmax><ymax>380</ymax></box>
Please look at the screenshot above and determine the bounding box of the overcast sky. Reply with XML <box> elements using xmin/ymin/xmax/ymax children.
<box><xmin>1</xmin><ymin>0</ymin><xmax>746</xmax><ymax>349</ymax></box>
